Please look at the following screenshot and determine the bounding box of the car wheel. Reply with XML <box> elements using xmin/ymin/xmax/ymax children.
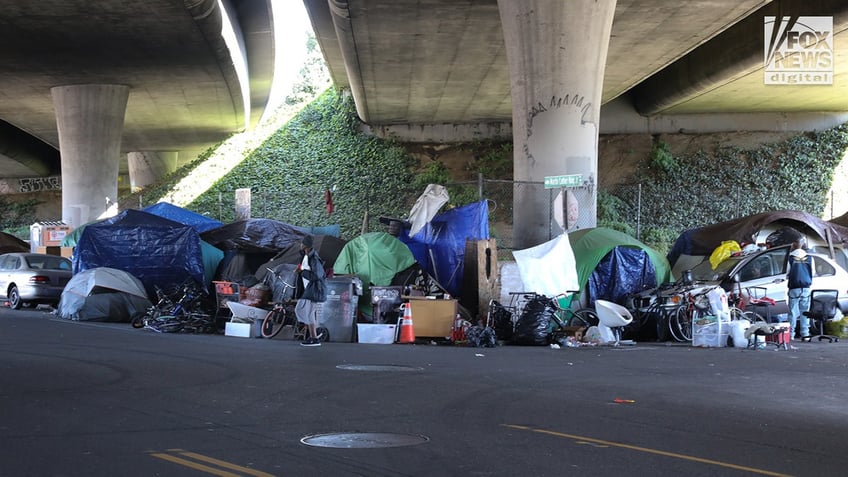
<box><xmin>8</xmin><ymin>286</ymin><xmax>22</xmax><ymax>310</ymax></box>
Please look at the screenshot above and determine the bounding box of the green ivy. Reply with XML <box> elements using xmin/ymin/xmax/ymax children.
<box><xmin>0</xmin><ymin>197</ymin><xmax>40</xmax><ymax>238</ymax></box>
<box><xmin>185</xmin><ymin>89</ymin><xmax>417</xmax><ymax>238</ymax></box>
<box><xmin>649</xmin><ymin>139</ymin><xmax>676</xmax><ymax>172</ymax></box>
<box><xmin>600</xmin><ymin>124</ymin><xmax>848</xmax><ymax>254</ymax></box>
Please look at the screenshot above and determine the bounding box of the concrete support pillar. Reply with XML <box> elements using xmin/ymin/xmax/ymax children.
<box><xmin>128</xmin><ymin>151</ymin><xmax>178</xmax><ymax>192</ymax></box>
<box><xmin>498</xmin><ymin>0</ymin><xmax>616</xmax><ymax>248</ymax></box>
<box><xmin>51</xmin><ymin>84</ymin><xmax>129</xmax><ymax>228</ymax></box>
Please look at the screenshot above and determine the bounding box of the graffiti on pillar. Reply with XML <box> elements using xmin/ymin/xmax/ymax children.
<box><xmin>526</xmin><ymin>94</ymin><xmax>591</xmax><ymax>135</ymax></box>
<box><xmin>524</xmin><ymin>93</ymin><xmax>596</xmax><ymax>180</ymax></box>
<box><xmin>0</xmin><ymin>176</ymin><xmax>62</xmax><ymax>194</ymax></box>
<box><xmin>524</xmin><ymin>93</ymin><xmax>598</xmax><ymax>231</ymax></box>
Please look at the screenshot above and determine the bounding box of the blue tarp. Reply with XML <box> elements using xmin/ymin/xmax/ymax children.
<box><xmin>398</xmin><ymin>200</ymin><xmax>489</xmax><ymax>297</ymax></box>
<box><xmin>142</xmin><ymin>202</ymin><xmax>223</xmax><ymax>233</ymax></box>
<box><xmin>73</xmin><ymin>209</ymin><xmax>207</xmax><ymax>297</ymax></box>
<box><xmin>588</xmin><ymin>247</ymin><xmax>657</xmax><ymax>306</ymax></box>
<box><xmin>569</xmin><ymin>227</ymin><xmax>672</xmax><ymax>307</ymax></box>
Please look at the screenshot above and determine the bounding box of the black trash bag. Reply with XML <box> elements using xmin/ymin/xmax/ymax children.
<box><xmin>466</xmin><ymin>325</ymin><xmax>497</xmax><ymax>347</ymax></box>
<box><xmin>512</xmin><ymin>295</ymin><xmax>555</xmax><ymax>345</ymax></box>
<box><xmin>489</xmin><ymin>300</ymin><xmax>514</xmax><ymax>341</ymax></box>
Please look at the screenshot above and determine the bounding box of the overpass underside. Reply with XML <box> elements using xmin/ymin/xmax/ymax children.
<box><xmin>305</xmin><ymin>0</ymin><xmax>848</xmax><ymax>247</ymax></box>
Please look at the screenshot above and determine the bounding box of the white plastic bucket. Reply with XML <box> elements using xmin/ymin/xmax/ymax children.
<box><xmin>729</xmin><ymin>319</ymin><xmax>750</xmax><ymax>348</ymax></box>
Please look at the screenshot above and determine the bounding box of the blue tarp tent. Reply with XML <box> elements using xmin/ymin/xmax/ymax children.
<box><xmin>73</xmin><ymin>209</ymin><xmax>207</xmax><ymax>296</ymax></box>
<box><xmin>142</xmin><ymin>202</ymin><xmax>223</xmax><ymax>233</ymax></box>
<box><xmin>398</xmin><ymin>200</ymin><xmax>489</xmax><ymax>297</ymax></box>
<box><xmin>141</xmin><ymin>203</ymin><xmax>224</xmax><ymax>284</ymax></box>
<box><xmin>568</xmin><ymin>227</ymin><xmax>673</xmax><ymax>307</ymax></box>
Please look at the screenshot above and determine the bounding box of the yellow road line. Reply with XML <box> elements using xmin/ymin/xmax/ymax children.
<box><xmin>503</xmin><ymin>424</ymin><xmax>792</xmax><ymax>477</ymax></box>
<box><xmin>150</xmin><ymin>453</ymin><xmax>241</xmax><ymax>477</ymax></box>
<box><xmin>149</xmin><ymin>449</ymin><xmax>275</xmax><ymax>477</ymax></box>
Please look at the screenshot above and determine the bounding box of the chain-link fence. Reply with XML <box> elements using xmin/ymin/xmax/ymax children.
<box><xmin>136</xmin><ymin>174</ymin><xmax>598</xmax><ymax>253</ymax></box>
<box><xmin>120</xmin><ymin>171</ymin><xmax>848</xmax><ymax>258</ymax></box>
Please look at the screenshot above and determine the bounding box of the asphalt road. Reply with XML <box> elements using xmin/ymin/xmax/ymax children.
<box><xmin>1</xmin><ymin>306</ymin><xmax>847</xmax><ymax>477</ymax></box>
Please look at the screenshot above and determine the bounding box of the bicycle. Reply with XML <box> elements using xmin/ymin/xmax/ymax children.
<box><xmin>551</xmin><ymin>291</ymin><xmax>599</xmax><ymax>329</ymax></box>
<box><xmin>132</xmin><ymin>280</ymin><xmax>212</xmax><ymax>333</ymax></box>
<box><xmin>667</xmin><ymin>287</ymin><xmax>714</xmax><ymax>342</ymax></box>
<box><xmin>631</xmin><ymin>281</ymin><xmax>688</xmax><ymax>342</ymax></box>
<box><xmin>260</xmin><ymin>267</ymin><xmax>329</xmax><ymax>341</ymax></box>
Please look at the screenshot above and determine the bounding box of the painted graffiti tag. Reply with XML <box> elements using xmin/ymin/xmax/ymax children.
<box><xmin>18</xmin><ymin>176</ymin><xmax>61</xmax><ymax>193</ymax></box>
<box><xmin>526</xmin><ymin>94</ymin><xmax>592</xmax><ymax>134</ymax></box>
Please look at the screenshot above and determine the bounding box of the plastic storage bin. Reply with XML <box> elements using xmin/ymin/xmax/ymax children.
<box><xmin>357</xmin><ymin>324</ymin><xmax>397</xmax><ymax>344</ymax></box>
<box><xmin>693</xmin><ymin>315</ymin><xmax>729</xmax><ymax>347</ymax></box>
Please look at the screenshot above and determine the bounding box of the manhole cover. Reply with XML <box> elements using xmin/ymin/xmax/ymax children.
<box><xmin>301</xmin><ymin>432</ymin><xmax>429</xmax><ymax>448</ymax></box>
<box><xmin>336</xmin><ymin>364</ymin><xmax>423</xmax><ymax>372</ymax></box>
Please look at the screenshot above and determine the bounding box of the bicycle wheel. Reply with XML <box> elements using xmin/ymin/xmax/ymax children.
<box><xmin>567</xmin><ymin>308</ymin><xmax>599</xmax><ymax>328</ymax></box>
<box><xmin>147</xmin><ymin>317</ymin><xmax>183</xmax><ymax>333</ymax></box>
<box><xmin>261</xmin><ymin>309</ymin><xmax>286</xmax><ymax>338</ymax></box>
<box><xmin>668</xmin><ymin>306</ymin><xmax>703</xmax><ymax>343</ymax></box>
<box><xmin>729</xmin><ymin>306</ymin><xmax>765</xmax><ymax>323</ymax></box>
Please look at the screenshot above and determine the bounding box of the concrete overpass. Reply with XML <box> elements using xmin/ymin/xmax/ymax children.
<box><xmin>303</xmin><ymin>0</ymin><xmax>848</xmax><ymax>246</ymax></box>
<box><xmin>304</xmin><ymin>0</ymin><xmax>848</xmax><ymax>133</ymax></box>
<box><xmin>0</xmin><ymin>0</ymin><xmax>276</xmax><ymax>226</ymax></box>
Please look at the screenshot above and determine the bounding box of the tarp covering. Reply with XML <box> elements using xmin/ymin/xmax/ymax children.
<box><xmin>142</xmin><ymin>202</ymin><xmax>223</xmax><ymax>233</ymax></box>
<box><xmin>200</xmin><ymin>218</ymin><xmax>308</xmax><ymax>253</ymax></box>
<box><xmin>333</xmin><ymin>232</ymin><xmax>416</xmax><ymax>316</ymax></box>
<box><xmin>407</xmin><ymin>184</ymin><xmax>450</xmax><ymax>237</ymax></box>
<box><xmin>589</xmin><ymin>247</ymin><xmax>656</xmax><ymax>307</ymax></box>
<box><xmin>513</xmin><ymin>234</ymin><xmax>579</xmax><ymax>298</ymax></box>
<box><xmin>73</xmin><ymin>209</ymin><xmax>206</xmax><ymax>297</ymax></box>
<box><xmin>200</xmin><ymin>240</ymin><xmax>225</xmax><ymax>285</ymax></box>
<box><xmin>60</xmin><ymin>219</ymin><xmax>104</xmax><ymax>248</ymax></box>
<box><xmin>0</xmin><ymin>231</ymin><xmax>29</xmax><ymax>254</ymax></box>
<box><xmin>668</xmin><ymin>210</ymin><xmax>848</xmax><ymax>268</ymax></box>
<box><xmin>215</xmin><ymin>250</ymin><xmax>276</xmax><ymax>284</ymax></box>
<box><xmin>56</xmin><ymin>267</ymin><xmax>152</xmax><ymax>322</ymax></box>
<box><xmin>255</xmin><ymin>234</ymin><xmax>347</xmax><ymax>281</ymax></box>
<box><xmin>570</xmin><ymin>227</ymin><xmax>673</xmax><ymax>305</ymax></box>
<box><xmin>398</xmin><ymin>200</ymin><xmax>489</xmax><ymax>297</ymax></box>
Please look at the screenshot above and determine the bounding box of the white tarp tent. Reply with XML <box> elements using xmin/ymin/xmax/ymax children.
<box><xmin>512</xmin><ymin>233</ymin><xmax>579</xmax><ymax>297</ymax></box>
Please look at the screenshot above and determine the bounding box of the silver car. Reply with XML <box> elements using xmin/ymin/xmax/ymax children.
<box><xmin>0</xmin><ymin>253</ymin><xmax>72</xmax><ymax>309</ymax></box>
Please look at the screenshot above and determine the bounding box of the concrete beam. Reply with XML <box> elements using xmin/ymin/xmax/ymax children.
<box><xmin>362</xmin><ymin>122</ymin><xmax>512</xmax><ymax>143</ymax></box>
<box><xmin>601</xmin><ymin>97</ymin><xmax>848</xmax><ymax>134</ymax></box>
<box><xmin>632</xmin><ymin>0</ymin><xmax>848</xmax><ymax>115</ymax></box>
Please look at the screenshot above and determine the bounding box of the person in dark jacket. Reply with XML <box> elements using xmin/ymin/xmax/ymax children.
<box><xmin>787</xmin><ymin>240</ymin><xmax>813</xmax><ymax>340</ymax></box>
<box><xmin>295</xmin><ymin>235</ymin><xmax>327</xmax><ymax>346</ymax></box>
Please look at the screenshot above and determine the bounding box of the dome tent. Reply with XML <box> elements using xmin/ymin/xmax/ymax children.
<box><xmin>56</xmin><ymin>267</ymin><xmax>151</xmax><ymax>322</ymax></box>
<box><xmin>569</xmin><ymin>227</ymin><xmax>673</xmax><ymax>307</ymax></box>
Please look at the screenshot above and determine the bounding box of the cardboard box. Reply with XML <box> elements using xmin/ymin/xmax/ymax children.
<box><xmin>30</xmin><ymin>222</ymin><xmax>72</xmax><ymax>251</ymax></box>
<box><xmin>357</xmin><ymin>323</ymin><xmax>397</xmax><ymax>344</ymax></box>
<box><xmin>408</xmin><ymin>298</ymin><xmax>457</xmax><ymax>338</ymax></box>
<box><xmin>36</xmin><ymin>246</ymin><xmax>61</xmax><ymax>256</ymax></box>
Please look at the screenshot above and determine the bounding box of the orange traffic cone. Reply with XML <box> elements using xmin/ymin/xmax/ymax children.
<box><xmin>398</xmin><ymin>303</ymin><xmax>416</xmax><ymax>343</ymax></box>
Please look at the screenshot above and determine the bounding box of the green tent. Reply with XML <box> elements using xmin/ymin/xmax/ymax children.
<box><xmin>569</xmin><ymin>227</ymin><xmax>673</xmax><ymax>300</ymax></box>
<box><xmin>61</xmin><ymin>219</ymin><xmax>105</xmax><ymax>248</ymax></box>
<box><xmin>333</xmin><ymin>231</ymin><xmax>416</xmax><ymax>317</ymax></box>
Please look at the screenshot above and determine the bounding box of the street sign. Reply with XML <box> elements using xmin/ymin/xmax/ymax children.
<box><xmin>544</xmin><ymin>174</ymin><xmax>582</xmax><ymax>189</ymax></box>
